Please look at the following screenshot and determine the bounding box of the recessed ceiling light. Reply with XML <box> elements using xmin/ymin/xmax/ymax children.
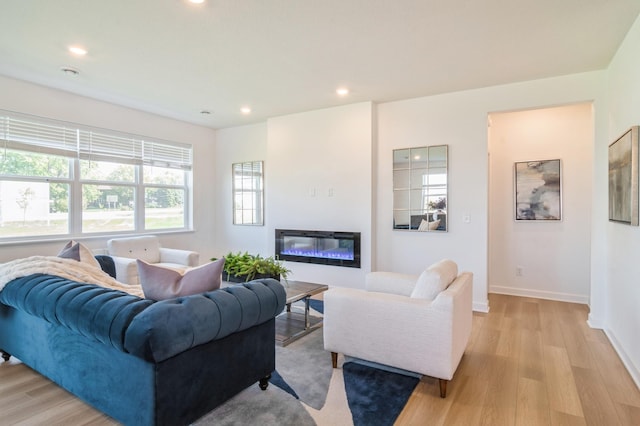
<box><xmin>68</xmin><ymin>46</ymin><xmax>87</xmax><ymax>56</ymax></box>
<box><xmin>188</xmin><ymin>0</ymin><xmax>205</xmax><ymax>3</ymax></box>
<box><xmin>240</xmin><ymin>107</ymin><xmax>251</xmax><ymax>114</ymax></box>
<box><xmin>336</xmin><ymin>87</ymin><xmax>349</xmax><ymax>96</ymax></box>
<box><xmin>61</xmin><ymin>66</ymin><xmax>80</xmax><ymax>76</ymax></box>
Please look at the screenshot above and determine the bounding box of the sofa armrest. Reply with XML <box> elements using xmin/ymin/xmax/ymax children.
<box><xmin>365</xmin><ymin>271</ymin><xmax>418</xmax><ymax>296</ymax></box>
<box><xmin>432</xmin><ymin>271</ymin><xmax>473</xmax><ymax>369</ymax></box>
<box><xmin>110</xmin><ymin>255</ymin><xmax>140</xmax><ymax>285</ymax></box>
<box><xmin>159</xmin><ymin>247</ymin><xmax>199</xmax><ymax>267</ymax></box>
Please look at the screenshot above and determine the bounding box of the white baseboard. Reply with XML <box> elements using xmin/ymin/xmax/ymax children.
<box><xmin>490</xmin><ymin>285</ymin><xmax>589</xmax><ymax>305</ymax></box>
<box><xmin>604</xmin><ymin>328</ymin><xmax>640</xmax><ymax>391</ymax></box>
<box><xmin>473</xmin><ymin>300</ymin><xmax>490</xmax><ymax>313</ymax></box>
<box><xmin>586</xmin><ymin>313</ymin><xmax>605</xmax><ymax>329</ymax></box>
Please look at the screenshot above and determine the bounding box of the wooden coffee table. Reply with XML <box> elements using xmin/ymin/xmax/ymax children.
<box><xmin>276</xmin><ymin>280</ymin><xmax>328</xmax><ymax>346</ymax></box>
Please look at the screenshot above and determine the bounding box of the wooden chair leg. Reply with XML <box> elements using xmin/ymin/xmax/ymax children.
<box><xmin>331</xmin><ymin>352</ymin><xmax>338</xmax><ymax>368</ymax></box>
<box><xmin>439</xmin><ymin>379</ymin><xmax>447</xmax><ymax>398</ymax></box>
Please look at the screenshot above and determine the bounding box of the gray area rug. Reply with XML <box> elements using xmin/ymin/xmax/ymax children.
<box><xmin>196</xmin><ymin>308</ymin><xmax>332</xmax><ymax>425</ymax></box>
<box><xmin>272</xmin><ymin>328</ymin><xmax>333</xmax><ymax>409</ymax></box>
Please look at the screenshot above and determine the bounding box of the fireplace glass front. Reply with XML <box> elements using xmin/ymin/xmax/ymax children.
<box><xmin>275</xmin><ymin>229</ymin><xmax>361</xmax><ymax>268</ymax></box>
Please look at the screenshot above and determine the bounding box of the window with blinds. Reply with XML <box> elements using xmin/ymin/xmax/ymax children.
<box><xmin>0</xmin><ymin>110</ymin><xmax>193</xmax><ymax>240</ymax></box>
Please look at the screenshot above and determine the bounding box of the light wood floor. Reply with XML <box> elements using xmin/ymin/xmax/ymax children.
<box><xmin>396</xmin><ymin>293</ymin><xmax>640</xmax><ymax>426</ymax></box>
<box><xmin>1</xmin><ymin>293</ymin><xmax>639</xmax><ymax>425</ymax></box>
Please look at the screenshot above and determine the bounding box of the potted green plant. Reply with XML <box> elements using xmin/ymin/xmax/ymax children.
<box><xmin>212</xmin><ymin>251</ymin><xmax>290</xmax><ymax>283</ymax></box>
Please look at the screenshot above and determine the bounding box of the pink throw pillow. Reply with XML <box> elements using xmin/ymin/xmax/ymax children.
<box><xmin>137</xmin><ymin>258</ymin><xmax>225</xmax><ymax>301</ymax></box>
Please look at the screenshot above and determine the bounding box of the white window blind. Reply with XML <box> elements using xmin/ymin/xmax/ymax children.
<box><xmin>1</xmin><ymin>110</ymin><xmax>192</xmax><ymax>170</ymax></box>
<box><xmin>143</xmin><ymin>140</ymin><xmax>192</xmax><ymax>170</ymax></box>
<box><xmin>78</xmin><ymin>130</ymin><xmax>143</xmax><ymax>165</ymax></box>
<box><xmin>1</xmin><ymin>115</ymin><xmax>78</xmax><ymax>157</ymax></box>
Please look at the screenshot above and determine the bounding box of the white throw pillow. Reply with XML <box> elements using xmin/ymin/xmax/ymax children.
<box><xmin>418</xmin><ymin>219</ymin><xmax>441</xmax><ymax>231</ymax></box>
<box><xmin>411</xmin><ymin>269</ymin><xmax>440</xmax><ymax>299</ymax></box>
<box><xmin>410</xmin><ymin>259</ymin><xmax>458</xmax><ymax>300</ymax></box>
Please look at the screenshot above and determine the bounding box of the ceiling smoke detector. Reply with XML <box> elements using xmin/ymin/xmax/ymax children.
<box><xmin>61</xmin><ymin>66</ymin><xmax>80</xmax><ymax>76</ymax></box>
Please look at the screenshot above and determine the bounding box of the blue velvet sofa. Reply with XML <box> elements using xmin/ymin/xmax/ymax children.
<box><xmin>0</xmin><ymin>256</ymin><xmax>286</xmax><ymax>426</ymax></box>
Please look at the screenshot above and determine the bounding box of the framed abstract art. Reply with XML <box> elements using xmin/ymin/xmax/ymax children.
<box><xmin>608</xmin><ymin>126</ymin><xmax>639</xmax><ymax>226</ymax></box>
<box><xmin>514</xmin><ymin>159</ymin><xmax>562</xmax><ymax>221</ymax></box>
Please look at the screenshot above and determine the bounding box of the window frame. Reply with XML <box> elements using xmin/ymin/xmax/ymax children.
<box><xmin>232</xmin><ymin>160</ymin><xmax>264</xmax><ymax>226</ymax></box>
<box><xmin>0</xmin><ymin>111</ymin><xmax>193</xmax><ymax>242</ymax></box>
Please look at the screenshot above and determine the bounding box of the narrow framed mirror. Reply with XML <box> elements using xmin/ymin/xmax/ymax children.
<box><xmin>232</xmin><ymin>160</ymin><xmax>264</xmax><ymax>225</ymax></box>
<box><xmin>393</xmin><ymin>145</ymin><xmax>448</xmax><ymax>231</ymax></box>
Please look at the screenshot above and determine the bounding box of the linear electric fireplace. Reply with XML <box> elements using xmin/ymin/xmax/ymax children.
<box><xmin>275</xmin><ymin>229</ymin><xmax>361</xmax><ymax>268</ymax></box>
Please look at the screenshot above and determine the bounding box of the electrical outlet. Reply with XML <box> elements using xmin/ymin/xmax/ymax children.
<box><xmin>516</xmin><ymin>266</ymin><xmax>523</xmax><ymax>276</ymax></box>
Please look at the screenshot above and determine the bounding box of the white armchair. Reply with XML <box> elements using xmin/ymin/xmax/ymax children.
<box><xmin>323</xmin><ymin>260</ymin><xmax>472</xmax><ymax>398</ymax></box>
<box><xmin>107</xmin><ymin>236</ymin><xmax>200</xmax><ymax>285</ymax></box>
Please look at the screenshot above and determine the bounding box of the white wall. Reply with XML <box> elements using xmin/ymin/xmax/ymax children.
<box><xmin>0</xmin><ymin>75</ymin><xmax>217</xmax><ymax>263</ymax></box>
<box><xmin>376</xmin><ymin>72</ymin><xmax>604</xmax><ymax>312</ymax></box>
<box><xmin>213</xmin><ymin>123</ymin><xmax>270</xmax><ymax>257</ymax></box>
<box><xmin>601</xmin><ymin>13</ymin><xmax>640</xmax><ymax>387</ymax></box>
<box><xmin>488</xmin><ymin>103</ymin><xmax>593</xmax><ymax>303</ymax></box>
<box><xmin>266</xmin><ymin>102</ymin><xmax>374</xmax><ymax>287</ymax></box>
<box><xmin>214</xmin><ymin>103</ymin><xmax>374</xmax><ymax>287</ymax></box>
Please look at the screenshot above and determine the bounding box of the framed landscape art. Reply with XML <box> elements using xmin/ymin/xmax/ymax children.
<box><xmin>514</xmin><ymin>159</ymin><xmax>562</xmax><ymax>221</ymax></box>
<box><xmin>608</xmin><ymin>126</ymin><xmax>639</xmax><ymax>226</ymax></box>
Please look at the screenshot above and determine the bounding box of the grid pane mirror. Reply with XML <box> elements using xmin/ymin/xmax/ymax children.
<box><xmin>393</xmin><ymin>145</ymin><xmax>448</xmax><ymax>231</ymax></box>
<box><xmin>232</xmin><ymin>161</ymin><xmax>264</xmax><ymax>225</ymax></box>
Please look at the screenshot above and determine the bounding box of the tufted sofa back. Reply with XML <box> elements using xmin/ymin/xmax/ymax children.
<box><xmin>0</xmin><ymin>276</ymin><xmax>286</xmax><ymax>363</ymax></box>
<box><xmin>125</xmin><ymin>279</ymin><xmax>286</xmax><ymax>362</ymax></box>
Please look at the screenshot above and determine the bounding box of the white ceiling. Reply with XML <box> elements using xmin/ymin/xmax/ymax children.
<box><xmin>1</xmin><ymin>0</ymin><xmax>639</xmax><ymax>129</ymax></box>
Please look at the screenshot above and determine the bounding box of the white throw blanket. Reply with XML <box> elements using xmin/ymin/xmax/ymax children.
<box><xmin>0</xmin><ymin>255</ymin><xmax>144</xmax><ymax>298</ymax></box>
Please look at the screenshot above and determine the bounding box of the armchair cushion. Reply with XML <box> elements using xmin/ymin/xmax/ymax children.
<box><xmin>411</xmin><ymin>259</ymin><xmax>458</xmax><ymax>300</ymax></box>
